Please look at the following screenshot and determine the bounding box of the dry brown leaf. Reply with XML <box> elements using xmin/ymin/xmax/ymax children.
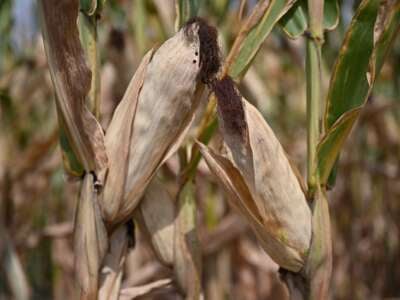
<box><xmin>39</xmin><ymin>0</ymin><xmax>108</xmax><ymax>182</ymax></box>
<box><xmin>134</xmin><ymin>178</ymin><xmax>175</xmax><ymax>266</ymax></box>
<box><xmin>101</xmin><ymin>50</ymin><xmax>153</xmax><ymax>222</ymax></box>
<box><xmin>74</xmin><ymin>174</ymin><xmax>108</xmax><ymax>299</ymax></box>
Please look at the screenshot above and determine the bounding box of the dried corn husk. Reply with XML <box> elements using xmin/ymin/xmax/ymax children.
<box><xmin>303</xmin><ymin>188</ymin><xmax>332</xmax><ymax>298</ymax></box>
<box><xmin>199</xmin><ymin>77</ymin><xmax>312</xmax><ymax>272</ymax></box>
<box><xmin>174</xmin><ymin>181</ymin><xmax>202</xmax><ymax>299</ymax></box>
<box><xmin>114</xmin><ymin>18</ymin><xmax>220</xmax><ymax>224</ymax></box>
<box><xmin>134</xmin><ymin>178</ymin><xmax>203</xmax><ymax>298</ymax></box>
<box><xmin>99</xmin><ymin>226</ymin><xmax>129</xmax><ymax>300</ymax></box>
<box><xmin>101</xmin><ymin>51</ymin><xmax>153</xmax><ymax>222</ymax></box>
<box><xmin>134</xmin><ymin>178</ymin><xmax>175</xmax><ymax>266</ymax></box>
<box><xmin>134</xmin><ymin>179</ymin><xmax>202</xmax><ymax>298</ymax></box>
<box><xmin>74</xmin><ymin>173</ymin><xmax>108</xmax><ymax>299</ymax></box>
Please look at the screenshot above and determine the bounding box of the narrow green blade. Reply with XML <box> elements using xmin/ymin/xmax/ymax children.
<box><xmin>317</xmin><ymin>108</ymin><xmax>360</xmax><ymax>184</ymax></box>
<box><xmin>279</xmin><ymin>0</ymin><xmax>339</xmax><ymax>39</ymax></box>
<box><xmin>228</xmin><ymin>0</ymin><xmax>296</xmax><ymax>79</ymax></box>
<box><xmin>317</xmin><ymin>0</ymin><xmax>400</xmax><ymax>184</ymax></box>
<box><xmin>279</xmin><ymin>1</ymin><xmax>307</xmax><ymax>38</ymax></box>
<box><xmin>324</xmin><ymin>0</ymin><xmax>379</xmax><ymax>128</ymax></box>
<box><xmin>323</xmin><ymin>0</ymin><xmax>340</xmax><ymax>30</ymax></box>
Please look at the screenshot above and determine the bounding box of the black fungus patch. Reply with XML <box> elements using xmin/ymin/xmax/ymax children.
<box><xmin>212</xmin><ymin>76</ymin><xmax>247</xmax><ymax>140</ymax></box>
<box><xmin>184</xmin><ymin>17</ymin><xmax>221</xmax><ymax>84</ymax></box>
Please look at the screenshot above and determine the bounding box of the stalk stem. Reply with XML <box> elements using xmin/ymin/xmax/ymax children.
<box><xmin>306</xmin><ymin>0</ymin><xmax>324</xmax><ymax>195</ymax></box>
<box><xmin>306</xmin><ymin>38</ymin><xmax>322</xmax><ymax>194</ymax></box>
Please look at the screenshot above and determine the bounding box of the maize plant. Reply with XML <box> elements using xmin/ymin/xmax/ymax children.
<box><xmin>1</xmin><ymin>0</ymin><xmax>400</xmax><ymax>299</ymax></box>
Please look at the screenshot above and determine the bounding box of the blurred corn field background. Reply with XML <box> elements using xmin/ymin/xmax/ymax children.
<box><xmin>0</xmin><ymin>0</ymin><xmax>399</xmax><ymax>299</ymax></box>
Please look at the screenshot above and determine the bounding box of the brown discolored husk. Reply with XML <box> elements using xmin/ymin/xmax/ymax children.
<box><xmin>199</xmin><ymin>77</ymin><xmax>312</xmax><ymax>272</ymax></box>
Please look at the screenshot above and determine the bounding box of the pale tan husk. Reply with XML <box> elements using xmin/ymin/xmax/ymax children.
<box><xmin>199</xmin><ymin>95</ymin><xmax>312</xmax><ymax>272</ymax></box>
<box><xmin>173</xmin><ymin>181</ymin><xmax>202</xmax><ymax>299</ymax></box>
<box><xmin>101</xmin><ymin>50</ymin><xmax>153</xmax><ymax>222</ymax></box>
<box><xmin>99</xmin><ymin>226</ymin><xmax>129</xmax><ymax>300</ymax></box>
<box><xmin>74</xmin><ymin>174</ymin><xmax>108</xmax><ymax>298</ymax></box>
<box><xmin>114</xmin><ymin>23</ymin><xmax>205</xmax><ymax>224</ymax></box>
<box><xmin>134</xmin><ymin>178</ymin><xmax>175</xmax><ymax>266</ymax></box>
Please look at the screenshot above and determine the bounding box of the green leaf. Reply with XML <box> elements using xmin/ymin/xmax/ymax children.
<box><xmin>132</xmin><ymin>0</ymin><xmax>148</xmax><ymax>54</ymax></box>
<box><xmin>326</xmin><ymin>158</ymin><xmax>338</xmax><ymax>189</ymax></box>
<box><xmin>316</xmin><ymin>0</ymin><xmax>400</xmax><ymax>184</ymax></box>
<box><xmin>175</xmin><ymin>0</ymin><xmax>202</xmax><ymax>30</ymax></box>
<box><xmin>228</xmin><ymin>0</ymin><xmax>296</xmax><ymax>79</ymax></box>
<box><xmin>279</xmin><ymin>0</ymin><xmax>339</xmax><ymax>39</ymax></box>
<box><xmin>58</xmin><ymin>111</ymin><xmax>84</xmax><ymax>177</ymax></box>
<box><xmin>316</xmin><ymin>108</ymin><xmax>360</xmax><ymax>184</ymax></box>
<box><xmin>78</xmin><ymin>13</ymin><xmax>100</xmax><ymax>116</ymax></box>
<box><xmin>279</xmin><ymin>1</ymin><xmax>307</xmax><ymax>38</ymax></box>
<box><xmin>324</xmin><ymin>0</ymin><xmax>379</xmax><ymax>128</ymax></box>
<box><xmin>97</xmin><ymin>0</ymin><xmax>106</xmax><ymax>13</ymax></box>
<box><xmin>80</xmin><ymin>0</ymin><xmax>97</xmax><ymax>15</ymax></box>
<box><xmin>80</xmin><ymin>0</ymin><xmax>105</xmax><ymax>16</ymax></box>
<box><xmin>323</xmin><ymin>0</ymin><xmax>340</xmax><ymax>30</ymax></box>
<box><xmin>206</xmin><ymin>0</ymin><xmax>229</xmax><ymax>21</ymax></box>
<box><xmin>0</xmin><ymin>0</ymin><xmax>12</xmax><ymax>73</ymax></box>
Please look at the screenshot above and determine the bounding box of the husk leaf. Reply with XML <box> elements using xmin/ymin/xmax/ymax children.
<box><xmin>74</xmin><ymin>174</ymin><xmax>108</xmax><ymax>299</ymax></box>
